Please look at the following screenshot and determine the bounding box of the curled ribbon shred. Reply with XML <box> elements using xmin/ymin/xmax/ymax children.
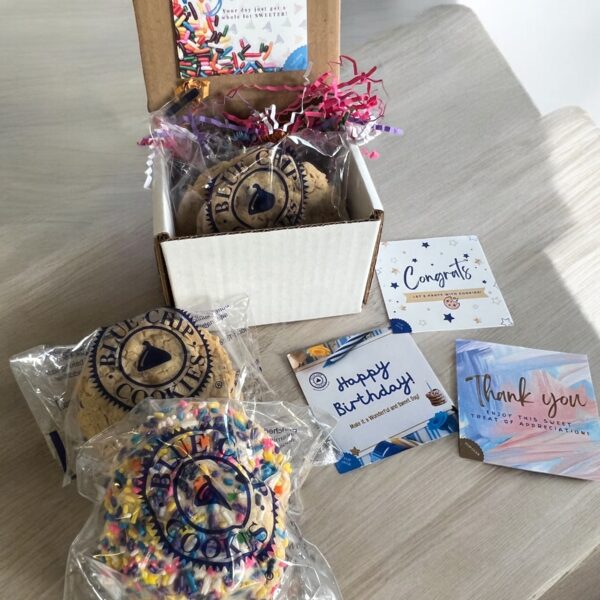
<box><xmin>145</xmin><ymin>56</ymin><xmax>403</xmax><ymax>159</ymax></box>
<box><xmin>218</xmin><ymin>56</ymin><xmax>403</xmax><ymax>152</ymax></box>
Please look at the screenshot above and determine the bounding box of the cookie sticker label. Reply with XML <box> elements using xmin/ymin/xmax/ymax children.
<box><xmin>143</xmin><ymin>430</ymin><xmax>276</xmax><ymax>567</ymax></box>
<box><xmin>92</xmin><ymin>308</ymin><xmax>212</xmax><ymax>410</ymax></box>
<box><xmin>207</xmin><ymin>147</ymin><xmax>306</xmax><ymax>231</ymax></box>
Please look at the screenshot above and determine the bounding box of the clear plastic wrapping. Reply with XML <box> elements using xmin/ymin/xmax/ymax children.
<box><xmin>194</xmin><ymin>131</ymin><xmax>350</xmax><ymax>236</ymax></box>
<box><xmin>10</xmin><ymin>298</ymin><xmax>265</xmax><ymax>483</ymax></box>
<box><xmin>151</xmin><ymin>107</ymin><xmax>351</xmax><ymax>238</ymax></box>
<box><xmin>66</xmin><ymin>397</ymin><xmax>341</xmax><ymax>600</ymax></box>
<box><xmin>9</xmin><ymin>334</ymin><xmax>97</xmax><ymax>473</ymax></box>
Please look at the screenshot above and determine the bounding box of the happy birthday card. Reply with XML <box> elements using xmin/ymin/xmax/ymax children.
<box><xmin>288</xmin><ymin>327</ymin><xmax>457</xmax><ymax>473</ymax></box>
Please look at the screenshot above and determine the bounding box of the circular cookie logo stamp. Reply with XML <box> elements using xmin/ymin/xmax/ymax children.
<box><xmin>143</xmin><ymin>430</ymin><xmax>277</xmax><ymax>567</ymax></box>
<box><xmin>207</xmin><ymin>147</ymin><xmax>307</xmax><ymax>232</ymax></box>
<box><xmin>309</xmin><ymin>372</ymin><xmax>329</xmax><ymax>391</ymax></box>
<box><xmin>91</xmin><ymin>308</ymin><xmax>212</xmax><ymax>410</ymax></box>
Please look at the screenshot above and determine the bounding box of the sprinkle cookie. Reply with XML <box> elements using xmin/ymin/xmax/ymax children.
<box><xmin>74</xmin><ymin>308</ymin><xmax>236</xmax><ymax>440</ymax></box>
<box><xmin>97</xmin><ymin>400</ymin><xmax>291</xmax><ymax>599</ymax></box>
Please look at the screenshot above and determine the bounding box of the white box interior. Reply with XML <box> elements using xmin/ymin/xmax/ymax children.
<box><xmin>153</xmin><ymin>145</ymin><xmax>383</xmax><ymax>326</ymax></box>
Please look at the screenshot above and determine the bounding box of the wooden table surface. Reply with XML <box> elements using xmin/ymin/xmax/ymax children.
<box><xmin>2</xmin><ymin>3</ymin><xmax>600</xmax><ymax>599</ymax></box>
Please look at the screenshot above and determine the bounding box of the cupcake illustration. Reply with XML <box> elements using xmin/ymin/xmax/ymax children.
<box><xmin>425</xmin><ymin>385</ymin><xmax>447</xmax><ymax>407</ymax></box>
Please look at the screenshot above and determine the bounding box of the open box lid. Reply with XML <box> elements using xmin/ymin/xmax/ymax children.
<box><xmin>132</xmin><ymin>0</ymin><xmax>341</xmax><ymax>112</ymax></box>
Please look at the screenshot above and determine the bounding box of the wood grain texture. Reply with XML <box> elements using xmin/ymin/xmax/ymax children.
<box><xmin>1</xmin><ymin>2</ymin><xmax>600</xmax><ymax>599</ymax></box>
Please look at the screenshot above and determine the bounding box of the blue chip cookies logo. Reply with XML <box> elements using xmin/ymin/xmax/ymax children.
<box><xmin>308</xmin><ymin>371</ymin><xmax>329</xmax><ymax>390</ymax></box>
<box><xmin>91</xmin><ymin>308</ymin><xmax>212</xmax><ymax>410</ymax></box>
<box><xmin>206</xmin><ymin>146</ymin><xmax>308</xmax><ymax>232</ymax></box>
<box><xmin>143</xmin><ymin>429</ymin><xmax>277</xmax><ymax>567</ymax></box>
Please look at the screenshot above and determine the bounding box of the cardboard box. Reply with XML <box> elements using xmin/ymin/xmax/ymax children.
<box><xmin>153</xmin><ymin>145</ymin><xmax>383</xmax><ymax>326</ymax></box>
<box><xmin>134</xmin><ymin>0</ymin><xmax>385</xmax><ymax>325</ymax></box>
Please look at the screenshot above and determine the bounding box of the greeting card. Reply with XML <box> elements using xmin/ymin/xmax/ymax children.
<box><xmin>376</xmin><ymin>235</ymin><xmax>512</xmax><ymax>334</ymax></box>
<box><xmin>288</xmin><ymin>327</ymin><xmax>457</xmax><ymax>473</ymax></box>
<box><xmin>172</xmin><ymin>0</ymin><xmax>309</xmax><ymax>78</ymax></box>
<box><xmin>457</xmin><ymin>339</ymin><xmax>600</xmax><ymax>480</ymax></box>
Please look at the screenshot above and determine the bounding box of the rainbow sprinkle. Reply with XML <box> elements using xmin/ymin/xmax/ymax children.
<box><xmin>96</xmin><ymin>400</ymin><xmax>291</xmax><ymax>599</ymax></box>
<box><xmin>172</xmin><ymin>1</ymin><xmax>281</xmax><ymax>78</ymax></box>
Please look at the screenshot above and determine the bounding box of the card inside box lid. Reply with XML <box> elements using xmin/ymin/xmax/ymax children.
<box><xmin>132</xmin><ymin>0</ymin><xmax>341</xmax><ymax>112</ymax></box>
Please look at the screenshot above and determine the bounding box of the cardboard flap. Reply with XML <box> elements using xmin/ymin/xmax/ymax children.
<box><xmin>133</xmin><ymin>0</ymin><xmax>341</xmax><ymax>112</ymax></box>
<box><xmin>348</xmin><ymin>145</ymin><xmax>384</xmax><ymax>218</ymax></box>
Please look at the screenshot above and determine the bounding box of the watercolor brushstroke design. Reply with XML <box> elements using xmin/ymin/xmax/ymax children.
<box><xmin>172</xmin><ymin>0</ymin><xmax>308</xmax><ymax>78</ymax></box>
<box><xmin>376</xmin><ymin>235</ymin><xmax>513</xmax><ymax>334</ymax></box>
<box><xmin>457</xmin><ymin>339</ymin><xmax>600</xmax><ymax>480</ymax></box>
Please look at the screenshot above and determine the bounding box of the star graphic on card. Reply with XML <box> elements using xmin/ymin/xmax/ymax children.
<box><xmin>449</xmin><ymin>240</ymin><xmax>458</xmax><ymax>246</ymax></box>
<box><xmin>501</xmin><ymin>317</ymin><xmax>513</xmax><ymax>326</ymax></box>
<box><xmin>412</xmin><ymin>258</ymin><xmax>418</xmax><ymax>263</ymax></box>
<box><xmin>444</xmin><ymin>313</ymin><xmax>455</xmax><ymax>322</ymax></box>
<box><xmin>391</xmin><ymin>268</ymin><xmax>399</xmax><ymax>274</ymax></box>
<box><xmin>482</xmin><ymin>280</ymin><xmax>487</xmax><ymax>284</ymax></box>
<box><xmin>474</xmin><ymin>317</ymin><xmax>482</xmax><ymax>324</ymax></box>
<box><xmin>474</xmin><ymin>259</ymin><xmax>482</xmax><ymax>265</ymax></box>
<box><xmin>463</xmin><ymin>253</ymin><xmax>469</xmax><ymax>259</ymax></box>
<box><xmin>422</xmin><ymin>242</ymin><xmax>430</xmax><ymax>248</ymax></box>
<box><xmin>391</xmin><ymin>282</ymin><xmax>399</xmax><ymax>289</ymax></box>
<box><xmin>350</xmin><ymin>447</ymin><xmax>361</xmax><ymax>456</ymax></box>
<box><xmin>492</xmin><ymin>298</ymin><xmax>501</xmax><ymax>305</ymax></box>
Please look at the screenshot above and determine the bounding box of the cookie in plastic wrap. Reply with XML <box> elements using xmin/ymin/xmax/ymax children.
<box><xmin>96</xmin><ymin>400</ymin><xmax>290</xmax><ymax>598</ymax></box>
<box><xmin>73</xmin><ymin>308</ymin><xmax>237</xmax><ymax>440</ymax></box>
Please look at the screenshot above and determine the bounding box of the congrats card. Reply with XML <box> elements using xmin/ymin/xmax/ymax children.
<box><xmin>457</xmin><ymin>339</ymin><xmax>600</xmax><ymax>480</ymax></box>
<box><xmin>376</xmin><ymin>236</ymin><xmax>512</xmax><ymax>334</ymax></box>
<box><xmin>172</xmin><ymin>0</ymin><xmax>309</xmax><ymax>78</ymax></box>
<box><xmin>288</xmin><ymin>327</ymin><xmax>457</xmax><ymax>473</ymax></box>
